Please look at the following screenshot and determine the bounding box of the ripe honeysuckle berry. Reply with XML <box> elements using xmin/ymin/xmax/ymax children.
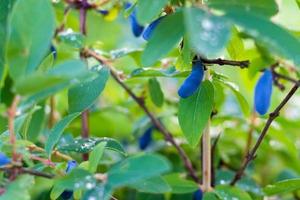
<box><xmin>50</xmin><ymin>44</ymin><xmax>57</xmax><ymax>60</ymax></box>
<box><xmin>193</xmin><ymin>189</ymin><xmax>203</xmax><ymax>200</ymax></box>
<box><xmin>142</xmin><ymin>16</ymin><xmax>164</xmax><ymax>40</ymax></box>
<box><xmin>97</xmin><ymin>9</ymin><xmax>109</xmax><ymax>16</ymax></box>
<box><xmin>178</xmin><ymin>60</ymin><xmax>205</xmax><ymax>98</ymax></box>
<box><xmin>125</xmin><ymin>3</ymin><xmax>144</xmax><ymax>37</ymax></box>
<box><xmin>254</xmin><ymin>69</ymin><xmax>273</xmax><ymax>115</ymax></box>
<box><xmin>139</xmin><ymin>127</ymin><xmax>153</xmax><ymax>150</ymax></box>
<box><xmin>66</xmin><ymin>160</ymin><xmax>77</xmax><ymax>173</ymax></box>
<box><xmin>0</xmin><ymin>153</ymin><xmax>10</xmax><ymax>166</ymax></box>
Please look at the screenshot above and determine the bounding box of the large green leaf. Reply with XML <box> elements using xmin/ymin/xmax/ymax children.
<box><xmin>0</xmin><ymin>175</ymin><xmax>34</xmax><ymax>200</ymax></box>
<box><xmin>15</xmin><ymin>60</ymin><xmax>93</xmax><ymax>95</ymax></box>
<box><xmin>58</xmin><ymin>137</ymin><xmax>126</xmax><ymax>156</ymax></box>
<box><xmin>163</xmin><ymin>173</ymin><xmax>199</xmax><ymax>194</ymax></box>
<box><xmin>224</xmin><ymin>9</ymin><xmax>300</xmax><ymax>66</ymax></box>
<box><xmin>136</xmin><ymin>0</ymin><xmax>169</xmax><ymax>24</ymax></box>
<box><xmin>215</xmin><ymin>185</ymin><xmax>252</xmax><ymax>200</ymax></box>
<box><xmin>206</xmin><ymin>0</ymin><xmax>278</xmax><ymax>17</ymax></box>
<box><xmin>45</xmin><ymin>112</ymin><xmax>80</xmax><ymax>157</ymax></box>
<box><xmin>6</xmin><ymin>0</ymin><xmax>55</xmax><ymax>80</ymax></box>
<box><xmin>148</xmin><ymin>78</ymin><xmax>164</xmax><ymax>107</ymax></box>
<box><xmin>0</xmin><ymin>0</ymin><xmax>15</xmax><ymax>86</ymax></box>
<box><xmin>142</xmin><ymin>11</ymin><xmax>184</xmax><ymax>66</ymax></box>
<box><xmin>184</xmin><ymin>8</ymin><xmax>231</xmax><ymax>57</ymax></box>
<box><xmin>107</xmin><ymin>154</ymin><xmax>171</xmax><ymax>187</ymax></box>
<box><xmin>68</xmin><ymin>66</ymin><xmax>109</xmax><ymax>113</ymax></box>
<box><xmin>263</xmin><ymin>178</ymin><xmax>300</xmax><ymax>196</ymax></box>
<box><xmin>178</xmin><ymin>81</ymin><xmax>214</xmax><ymax>147</ymax></box>
<box><xmin>129</xmin><ymin>176</ymin><xmax>171</xmax><ymax>194</ymax></box>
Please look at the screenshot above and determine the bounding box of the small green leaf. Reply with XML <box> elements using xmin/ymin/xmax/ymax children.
<box><xmin>263</xmin><ymin>178</ymin><xmax>300</xmax><ymax>196</ymax></box>
<box><xmin>6</xmin><ymin>0</ymin><xmax>55</xmax><ymax>80</ymax></box>
<box><xmin>184</xmin><ymin>8</ymin><xmax>231</xmax><ymax>57</ymax></box>
<box><xmin>142</xmin><ymin>11</ymin><xmax>184</xmax><ymax>66</ymax></box>
<box><xmin>224</xmin><ymin>9</ymin><xmax>300</xmax><ymax>66</ymax></box>
<box><xmin>206</xmin><ymin>0</ymin><xmax>278</xmax><ymax>17</ymax></box>
<box><xmin>68</xmin><ymin>66</ymin><xmax>109</xmax><ymax>113</ymax></box>
<box><xmin>178</xmin><ymin>81</ymin><xmax>214</xmax><ymax>147</ymax></box>
<box><xmin>88</xmin><ymin>142</ymin><xmax>106</xmax><ymax>173</ymax></box>
<box><xmin>163</xmin><ymin>173</ymin><xmax>199</xmax><ymax>194</ymax></box>
<box><xmin>58</xmin><ymin>137</ymin><xmax>126</xmax><ymax>156</ymax></box>
<box><xmin>129</xmin><ymin>176</ymin><xmax>171</xmax><ymax>194</ymax></box>
<box><xmin>0</xmin><ymin>175</ymin><xmax>34</xmax><ymax>200</ymax></box>
<box><xmin>148</xmin><ymin>78</ymin><xmax>164</xmax><ymax>107</ymax></box>
<box><xmin>107</xmin><ymin>154</ymin><xmax>171</xmax><ymax>187</ymax></box>
<box><xmin>58</xmin><ymin>31</ymin><xmax>84</xmax><ymax>48</ymax></box>
<box><xmin>45</xmin><ymin>112</ymin><xmax>80</xmax><ymax>157</ymax></box>
<box><xmin>136</xmin><ymin>0</ymin><xmax>169</xmax><ymax>24</ymax></box>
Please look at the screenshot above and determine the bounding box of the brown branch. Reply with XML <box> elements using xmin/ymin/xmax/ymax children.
<box><xmin>27</xmin><ymin>145</ymin><xmax>72</xmax><ymax>161</ymax></box>
<box><xmin>83</xmin><ymin>49</ymin><xmax>201</xmax><ymax>184</ymax></box>
<box><xmin>231</xmin><ymin>83</ymin><xmax>299</xmax><ymax>185</ymax></box>
<box><xmin>7</xmin><ymin>96</ymin><xmax>21</xmax><ymax>163</ymax></box>
<box><xmin>199</xmin><ymin>57</ymin><xmax>250</xmax><ymax>68</ymax></box>
<box><xmin>0</xmin><ymin>166</ymin><xmax>54</xmax><ymax>179</ymax></box>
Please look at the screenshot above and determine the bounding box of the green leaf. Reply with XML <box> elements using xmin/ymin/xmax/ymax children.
<box><xmin>136</xmin><ymin>0</ymin><xmax>169</xmax><ymax>24</ymax></box>
<box><xmin>163</xmin><ymin>173</ymin><xmax>199</xmax><ymax>194</ymax></box>
<box><xmin>131</xmin><ymin>66</ymin><xmax>189</xmax><ymax>78</ymax></box>
<box><xmin>203</xmin><ymin>192</ymin><xmax>220</xmax><ymax>200</ymax></box>
<box><xmin>148</xmin><ymin>78</ymin><xmax>164</xmax><ymax>107</ymax></box>
<box><xmin>142</xmin><ymin>11</ymin><xmax>184</xmax><ymax>66</ymax></box>
<box><xmin>0</xmin><ymin>0</ymin><xmax>15</xmax><ymax>86</ymax></box>
<box><xmin>27</xmin><ymin>104</ymin><xmax>45</xmax><ymax>142</ymax></box>
<box><xmin>6</xmin><ymin>0</ymin><xmax>55</xmax><ymax>80</ymax></box>
<box><xmin>107</xmin><ymin>154</ymin><xmax>171</xmax><ymax>187</ymax></box>
<box><xmin>184</xmin><ymin>8</ymin><xmax>231</xmax><ymax>57</ymax></box>
<box><xmin>0</xmin><ymin>175</ymin><xmax>34</xmax><ymax>200</ymax></box>
<box><xmin>263</xmin><ymin>178</ymin><xmax>300</xmax><ymax>196</ymax></box>
<box><xmin>224</xmin><ymin>9</ymin><xmax>300</xmax><ymax>66</ymax></box>
<box><xmin>215</xmin><ymin>185</ymin><xmax>252</xmax><ymax>200</ymax></box>
<box><xmin>45</xmin><ymin>112</ymin><xmax>80</xmax><ymax>157</ymax></box>
<box><xmin>129</xmin><ymin>176</ymin><xmax>171</xmax><ymax>194</ymax></box>
<box><xmin>68</xmin><ymin>66</ymin><xmax>109</xmax><ymax>113</ymax></box>
<box><xmin>88</xmin><ymin>142</ymin><xmax>106</xmax><ymax>173</ymax></box>
<box><xmin>178</xmin><ymin>81</ymin><xmax>214</xmax><ymax>147</ymax></box>
<box><xmin>56</xmin><ymin>168</ymin><xmax>96</xmax><ymax>190</ymax></box>
<box><xmin>82</xmin><ymin>184</ymin><xmax>112</xmax><ymax>200</ymax></box>
<box><xmin>58</xmin><ymin>137</ymin><xmax>126</xmax><ymax>156</ymax></box>
<box><xmin>58</xmin><ymin>31</ymin><xmax>84</xmax><ymax>48</ymax></box>
<box><xmin>206</xmin><ymin>0</ymin><xmax>278</xmax><ymax>17</ymax></box>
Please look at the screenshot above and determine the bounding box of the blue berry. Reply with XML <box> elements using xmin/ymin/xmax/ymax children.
<box><xmin>98</xmin><ymin>9</ymin><xmax>109</xmax><ymax>15</ymax></box>
<box><xmin>178</xmin><ymin>60</ymin><xmax>204</xmax><ymax>98</ymax></box>
<box><xmin>143</xmin><ymin>16</ymin><xmax>164</xmax><ymax>40</ymax></box>
<box><xmin>193</xmin><ymin>189</ymin><xmax>203</xmax><ymax>200</ymax></box>
<box><xmin>0</xmin><ymin>153</ymin><xmax>10</xmax><ymax>166</ymax></box>
<box><xmin>60</xmin><ymin>191</ymin><xmax>73</xmax><ymax>200</ymax></box>
<box><xmin>254</xmin><ymin>69</ymin><xmax>273</xmax><ymax>115</ymax></box>
<box><xmin>66</xmin><ymin>160</ymin><xmax>77</xmax><ymax>173</ymax></box>
<box><xmin>139</xmin><ymin>127</ymin><xmax>153</xmax><ymax>150</ymax></box>
<box><xmin>125</xmin><ymin>3</ymin><xmax>144</xmax><ymax>37</ymax></box>
<box><xmin>50</xmin><ymin>44</ymin><xmax>57</xmax><ymax>60</ymax></box>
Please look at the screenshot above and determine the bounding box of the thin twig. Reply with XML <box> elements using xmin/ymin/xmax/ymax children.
<box><xmin>231</xmin><ymin>84</ymin><xmax>299</xmax><ymax>185</ymax></box>
<box><xmin>199</xmin><ymin>57</ymin><xmax>250</xmax><ymax>68</ymax></box>
<box><xmin>202</xmin><ymin>123</ymin><xmax>212</xmax><ymax>191</ymax></box>
<box><xmin>0</xmin><ymin>166</ymin><xmax>54</xmax><ymax>179</ymax></box>
<box><xmin>83</xmin><ymin>49</ymin><xmax>201</xmax><ymax>184</ymax></box>
<box><xmin>27</xmin><ymin>145</ymin><xmax>72</xmax><ymax>161</ymax></box>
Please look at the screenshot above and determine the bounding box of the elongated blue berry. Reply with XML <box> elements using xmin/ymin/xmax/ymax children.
<box><xmin>98</xmin><ymin>9</ymin><xmax>109</xmax><ymax>16</ymax></box>
<box><xmin>61</xmin><ymin>161</ymin><xmax>77</xmax><ymax>200</ymax></box>
<box><xmin>139</xmin><ymin>127</ymin><xmax>153</xmax><ymax>150</ymax></box>
<box><xmin>142</xmin><ymin>16</ymin><xmax>164</xmax><ymax>40</ymax></box>
<box><xmin>125</xmin><ymin>3</ymin><xmax>144</xmax><ymax>37</ymax></box>
<box><xmin>0</xmin><ymin>153</ymin><xmax>10</xmax><ymax>166</ymax></box>
<box><xmin>50</xmin><ymin>44</ymin><xmax>57</xmax><ymax>60</ymax></box>
<box><xmin>193</xmin><ymin>189</ymin><xmax>203</xmax><ymax>200</ymax></box>
<box><xmin>178</xmin><ymin>60</ymin><xmax>204</xmax><ymax>98</ymax></box>
<box><xmin>254</xmin><ymin>69</ymin><xmax>273</xmax><ymax>115</ymax></box>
